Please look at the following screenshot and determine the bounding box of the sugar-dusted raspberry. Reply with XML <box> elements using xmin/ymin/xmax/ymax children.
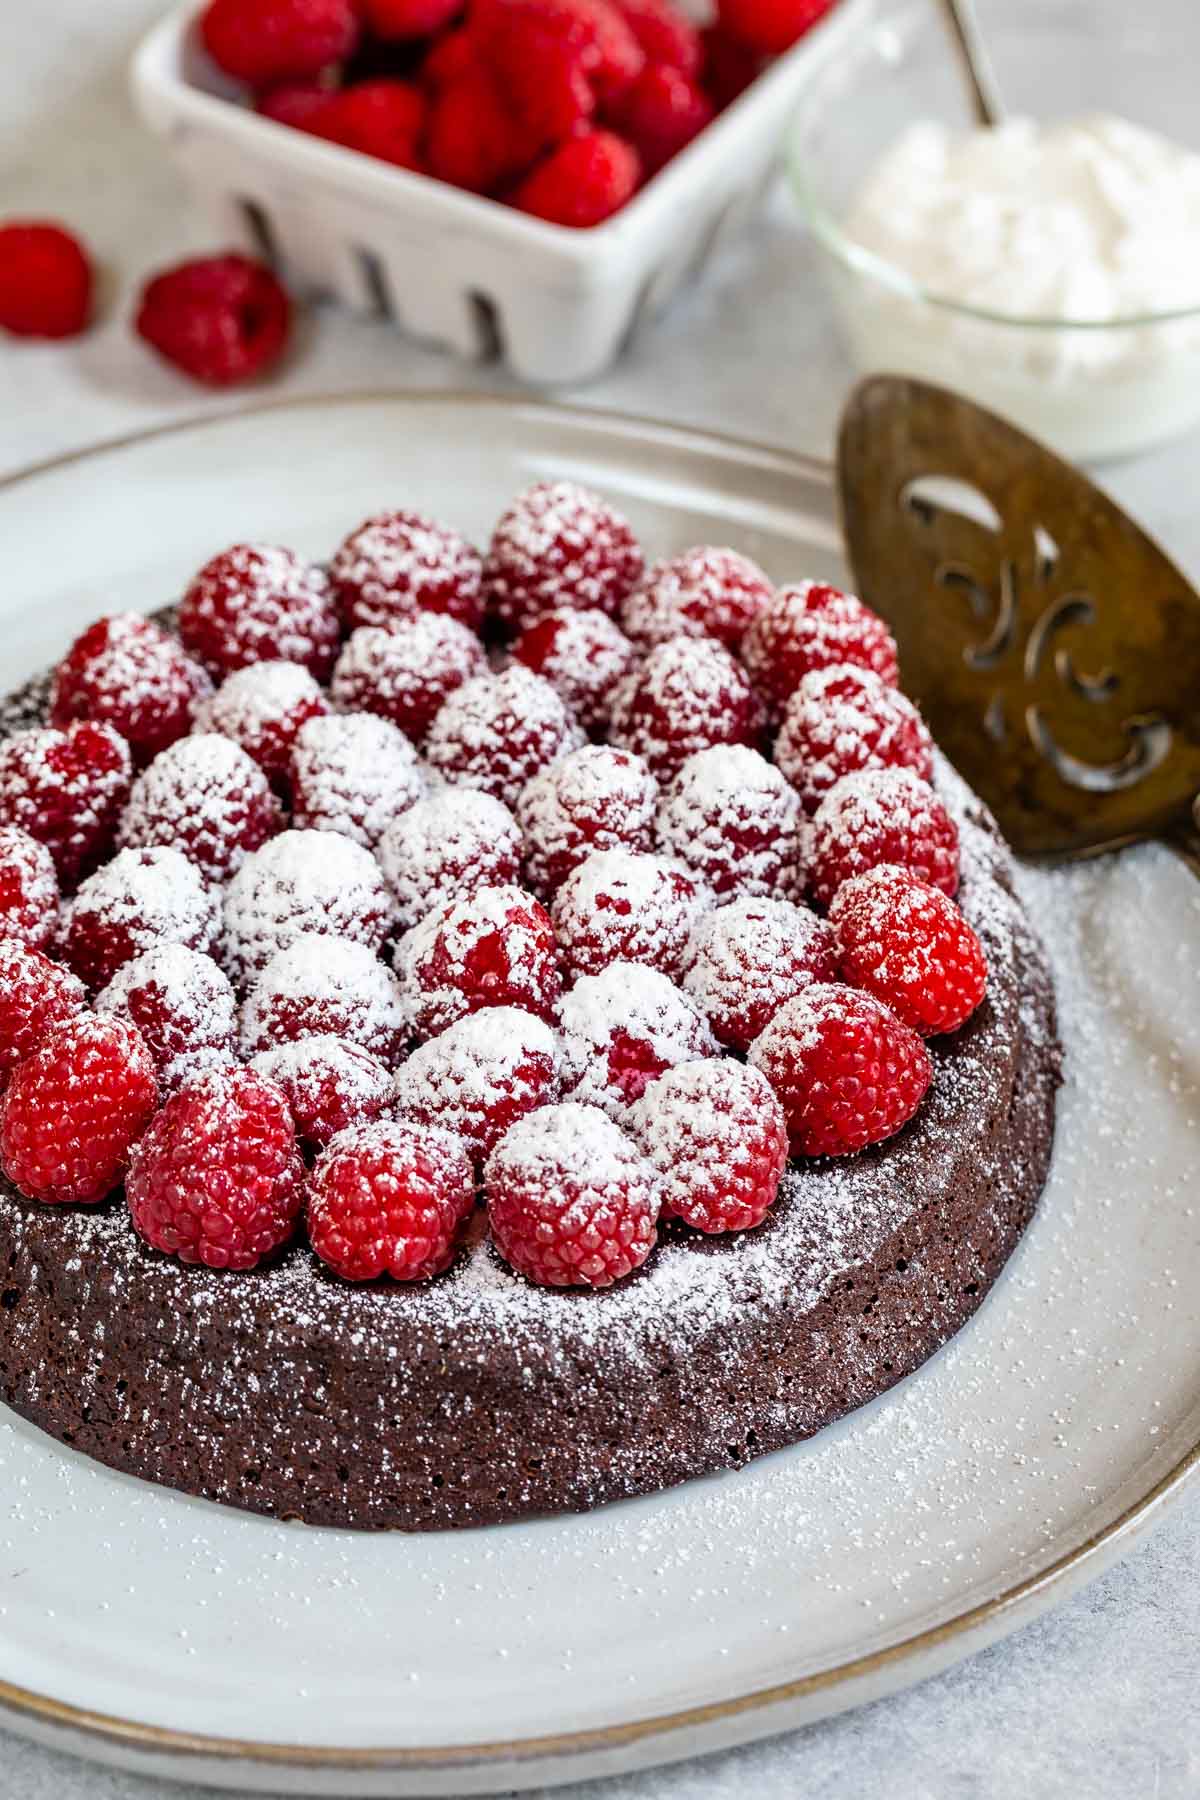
<box><xmin>655</xmin><ymin>744</ymin><xmax>802</xmax><ymax>898</ymax></box>
<box><xmin>483</xmin><ymin>480</ymin><xmax>643</xmax><ymax>632</ymax></box>
<box><xmin>621</xmin><ymin>546</ymin><xmax>772</xmax><ymax>652</ymax></box>
<box><xmin>0</xmin><ymin>1015</ymin><xmax>156</xmax><ymax>1205</ymax></box>
<box><xmin>178</xmin><ymin>544</ymin><xmax>339</xmax><ymax>682</ymax></box>
<box><xmin>425</xmin><ymin>664</ymin><xmax>581</xmax><ymax>809</ymax></box>
<box><xmin>486</xmin><ymin>1101</ymin><xmax>659</xmax><ymax>1288</ymax></box>
<box><xmin>748</xmin><ymin>981</ymin><xmax>932</xmax><ymax>1157</ymax></box>
<box><xmin>136</xmin><ymin>255</ymin><xmax>292</xmax><ymax>389</ymax></box>
<box><xmin>511</xmin><ymin>607</ymin><xmax>637</xmax><ymax>736</ymax></box>
<box><xmin>376</xmin><ymin>788</ymin><xmax>522</xmax><ymax>931</ymax></box>
<box><xmin>127</xmin><ymin>1066</ymin><xmax>304</xmax><ymax>1270</ymax></box>
<box><xmin>613</xmin><ymin>0</ymin><xmax>702</xmax><ymax>76</ymax></box>
<box><xmin>551</xmin><ymin>848</ymin><xmax>710</xmax><ymax>981</ymax></box>
<box><xmin>289</xmin><ymin>712</ymin><xmax>423</xmax><ymax>849</ymax></box>
<box><xmin>558</xmin><ymin>960</ymin><xmax>716</xmax><ymax>1115</ymax></box>
<box><xmin>514</xmin><ymin>130</ymin><xmax>642</xmax><ymax>227</ymax></box>
<box><xmin>395</xmin><ymin>884</ymin><xmax>560</xmax><ymax>1040</ymax></box>
<box><xmin>308</xmin><ymin>1119</ymin><xmax>476</xmax><ymax>1282</ymax></box>
<box><xmin>392</xmin><ymin>1005</ymin><xmax>560</xmax><ymax>1164</ymax></box>
<box><xmin>61</xmin><ymin>846</ymin><xmax>221</xmax><ymax>992</ymax></box>
<box><xmin>330</xmin><ymin>618</ymin><xmax>485</xmax><ymax>742</ymax></box>
<box><xmin>628</xmin><ymin>1059</ymin><xmax>787</xmax><ymax>1232</ymax></box>
<box><xmin>119</xmin><ymin>734</ymin><xmax>282</xmax><ymax>884</ymax></box>
<box><xmin>0</xmin><ymin>721</ymin><xmax>132</xmax><ymax>888</ymax></box>
<box><xmin>515</xmin><ymin>744</ymin><xmax>657</xmax><ymax>896</ymax></box>
<box><xmin>0</xmin><ymin>221</ymin><xmax>92</xmax><ymax>339</ymax></box>
<box><xmin>251</xmin><ymin>1034</ymin><xmax>392</xmax><ymax>1147</ymax></box>
<box><xmin>95</xmin><ymin>943</ymin><xmax>237</xmax><ymax>1093</ymax></box>
<box><xmin>682</xmin><ymin>895</ymin><xmax>836</xmax><ymax>1051</ymax></box>
<box><xmin>608</xmin><ymin>635</ymin><xmax>765</xmax><ymax>780</ymax></box>
<box><xmin>741</xmin><ymin>581</ymin><xmax>899</xmax><ymax>719</ymax></box>
<box><xmin>50</xmin><ymin>613</ymin><xmax>211</xmax><ymax>766</ymax></box>
<box><xmin>329</xmin><ymin>509</ymin><xmax>484</xmax><ymax>633</ymax></box>
<box><xmin>318</xmin><ymin>79</ymin><xmax>426</xmax><ymax>169</ymax></box>
<box><xmin>223</xmin><ymin>829</ymin><xmax>395</xmax><ymax>985</ymax></box>
<box><xmin>0</xmin><ymin>827</ymin><xmax>59</xmax><ymax>950</ymax></box>
<box><xmin>830</xmin><ymin>865</ymin><xmax>988</xmax><ymax>1037</ymax></box>
<box><xmin>201</xmin><ymin>0</ymin><xmax>359</xmax><ymax>83</ymax></box>
<box><xmin>717</xmin><ymin>0</ymin><xmax>836</xmax><ymax>56</ymax></box>
<box><xmin>426</xmin><ymin>64</ymin><xmax>541</xmax><ymax>194</ymax></box>
<box><xmin>608</xmin><ymin>63</ymin><xmax>714</xmax><ymax>176</ymax></box>
<box><xmin>807</xmin><ymin>767</ymin><xmax>960</xmax><ymax>910</ymax></box>
<box><xmin>240</xmin><ymin>932</ymin><xmax>408</xmax><ymax>1064</ymax></box>
<box><xmin>0</xmin><ymin>939</ymin><xmax>87</xmax><ymax>1083</ymax></box>
<box><xmin>774</xmin><ymin>664</ymin><xmax>933</xmax><ymax>815</ymax></box>
<box><xmin>195</xmin><ymin>660</ymin><xmax>329</xmax><ymax>787</ymax></box>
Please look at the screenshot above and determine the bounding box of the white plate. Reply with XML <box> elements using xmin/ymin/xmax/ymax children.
<box><xmin>0</xmin><ymin>395</ymin><xmax>1197</xmax><ymax>1797</ymax></box>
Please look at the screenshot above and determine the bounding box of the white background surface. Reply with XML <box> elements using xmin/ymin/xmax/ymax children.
<box><xmin>3</xmin><ymin>2</ymin><xmax>1200</xmax><ymax>1795</ymax></box>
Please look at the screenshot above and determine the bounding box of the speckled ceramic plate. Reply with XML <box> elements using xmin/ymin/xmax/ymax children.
<box><xmin>0</xmin><ymin>395</ymin><xmax>1197</xmax><ymax>1797</ymax></box>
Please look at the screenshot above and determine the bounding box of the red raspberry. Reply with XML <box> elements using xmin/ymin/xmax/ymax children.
<box><xmin>179</xmin><ymin>544</ymin><xmax>338</xmax><ymax>682</ymax></box>
<box><xmin>609</xmin><ymin>635</ymin><xmax>765</xmax><ymax>780</ymax></box>
<box><xmin>558</xmin><ymin>960</ymin><xmax>716</xmax><ymax>1114</ymax></box>
<box><xmin>774</xmin><ymin>664</ymin><xmax>934</xmax><ymax>815</ymax></box>
<box><xmin>318</xmin><ymin>80</ymin><xmax>426</xmax><ymax>168</ymax></box>
<box><xmin>830</xmin><ymin>865</ymin><xmax>988</xmax><ymax>1037</ymax></box>
<box><xmin>330</xmin><ymin>509</ymin><xmax>483</xmax><ymax>634</ymax></box>
<box><xmin>395</xmin><ymin>884</ymin><xmax>560</xmax><ymax>1040</ymax></box>
<box><xmin>622</xmin><ymin>546</ymin><xmax>772</xmax><ymax>652</ymax></box>
<box><xmin>0</xmin><ymin>721</ymin><xmax>132</xmax><ymax>888</ymax></box>
<box><xmin>392</xmin><ymin>1005</ymin><xmax>560</xmax><ymax>1164</ymax></box>
<box><xmin>308</xmin><ymin>1119</ymin><xmax>476</xmax><ymax>1281</ymax></box>
<box><xmin>700</xmin><ymin>22</ymin><xmax>762</xmax><ymax>107</ymax></box>
<box><xmin>49</xmin><ymin>614</ymin><xmax>211</xmax><ymax>768</ymax></box>
<box><xmin>717</xmin><ymin>0</ymin><xmax>836</xmax><ymax>55</ymax></box>
<box><xmin>61</xmin><ymin>846</ymin><xmax>221</xmax><ymax>992</ymax></box>
<box><xmin>376</xmin><ymin>788</ymin><xmax>522</xmax><ymax>931</ymax></box>
<box><xmin>426</xmin><ymin>66</ymin><xmax>542</xmax><ymax>194</ymax></box>
<box><xmin>608</xmin><ymin>63</ymin><xmax>713</xmax><ymax>176</ymax></box>
<box><xmin>136</xmin><ymin>255</ymin><xmax>292</xmax><ymax>389</ymax></box>
<box><xmin>0</xmin><ymin>827</ymin><xmax>59</xmax><ymax>950</ymax></box>
<box><xmin>94</xmin><ymin>943</ymin><xmax>238</xmax><ymax>1093</ymax></box>
<box><xmin>251</xmin><ymin>1034</ymin><xmax>392</xmax><ymax>1146</ymax></box>
<box><xmin>289</xmin><ymin>712</ymin><xmax>423</xmax><ymax>849</ymax></box>
<box><xmin>362</xmin><ymin>0</ymin><xmax>461</xmax><ymax>38</ymax></box>
<box><xmin>195</xmin><ymin>660</ymin><xmax>329</xmax><ymax>787</ymax></box>
<box><xmin>479</xmin><ymin>0</ymin><xmax>644</xmax><ymax>143</ymax></box>
<box><xmin>0</xmin><ymin>221</ymin><xmax>92</xmax><ymax>339</ymax></box>
<box><xmin>256</xmin><ymin>81</ymin><xmax>338</xmax><ymax>129</ymax></box>
<box><xmin>331</xmin><ymin>619</ymin><xmax>485</xmax><ymax>742</ymax></box>
<box><xmin>200</xmin><ymin>0</ymin><xmax>359</xmax><ymax>83</ymax></box>
<box><xmin>655</xmin><ymin>744</ymin><xmax>803</xmax><ymax>898</ymax></box>
<box><xmin>0</xmin><ymin>1015</ymin><xmax>157</xmax><ymax>1205</ymax></box>
<box><xmin>0</xmin><ymin>940</ymin><xmax>87</xmax><ymax>1083</ymax></box>
<box><xmin>748</xmin><ymin>982</ymin><xmax>933</xmax><ymax>1157</ymax></box>
<box><xmin>628</xmin><ymin>1059</ymin><xmax>787</xmax><ymax>1232</ymax></box>
<box><xmin>807</xmin><ymin>768</ymin><xmax>960</xmax><ymax>909</ymax></box>
<box><xmin>683</xmin><ymin>895</ymin><xmax>836</xmax><ymax>1050</ymax></box>
<box><xmin>240</xmin><ymin>932</ymin><xmax>408</xmax><ymax>1063</ymax></box>
<box><xmin>484</xmin><ymin>481</ymin><xmax>643</xmax><ymax>632</ymax></box>
<box><xmin>514</xmin><ymin>130</ymin><xmax>641</xmax><ymax>227</ymax></box>
<box><xmin>119</xmin><ymin>734</ymin><xmax>282</xmax><ymax>884</ymax></box>
<box><xmin>612</xmin><ymin>0</ymin><xmax>701</xmax><ymax>76</ymax></box>
<box><xmin>511</xmin><ymin>607</ymin><xmax>637</xmax><ymax>736</ymax></box>
<box><xmin>551</xmin><ymin>848</ymin><xmax>710</xmax><ymax>981</ymax></box>
<box><xmin>126</xmin><ymin>1066</ymin><xmax>305</xmax><ymax>1270</ymax></box>
<box><xmin>425</xmin><ymin>665</ymin><xmax>581</xmax><ymax>809</ymax></box>
<box><xmin>223</xmin><ymin>829</ymin><xmax>395</xmax><ymax>985</ymax></box>
<box><xmin>423</xmin><ymin>25</ymin><xmax>479</xmax><ymax>86</ymax></box>
<box><xmin>741</xmin><ymin>582</ymin><xmax>899</xmax><ymax>719</ymax></box>
<box><xmin>486</xmin><ymin>1101</ymin><xmax>659</xmax><ymax>1287</ymax></box>
<box><xmin>515</xmin><ymin>744</ymin><xmax>657</xmax><ymax>895</ymax></box>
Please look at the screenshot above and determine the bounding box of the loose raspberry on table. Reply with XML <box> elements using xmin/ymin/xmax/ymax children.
<box><xmin>200</xmin><ymin>0</ymin><xmax>360</xmax><ymax>84</ymax></box>
<box><xmin>0</xmin><ymin>827</ymin><xmax>59</xmax><ymax>950</ymax></box>
<box><xmin>612</xmin><ymin>0</ymin><xmax>702</xmax><ymax>76</ymax></box>
<box><xmin>394</xmin><ymin>883</ymin><xmax>560</xmax><ymax>1040</ymax></box>
<box><xmin>50</xmin><ymin>613</ymin><xmax>211</xmax><ymax>766</ymax></box>
<box><xmin>426</xmin><ymin>64</ymin><xmax>541</xmax><ymax>194</ymax></box>
<box><xmin>376</xmin><ymin>788</ymin><xmax>522</xmax><ymax>931</ymax></box>
<box><xmin>424</xmin><ymin>664</ymin><xmax>581</xmax><ymax>809</ymax></box>
<box><xmin>514</xmin><ymin>130</ymin><xmax>641</xmax><ymax>227</ymax></box>
<box><xmin>308</xmin><ymin>1119</ymin><xmax>476</xmax><ymax>1282</ymax></box>
<box><xmin>830</xmin><ymin>865</ymin><xmax>988</xmax><ymax>1037</ymax></box>
<box><xmin>740</xmin><ymin>581</ymin><xmax>899</xmax><ymax>719</ymax></box>
<box><xmin>178</xmin><ymin>543</ymin><xmax>338</xmax><ymax>681</ymax></box>
<box><xmin>119</xmin><ymin>733</ymin><xmax>282</xmax><ymax>884</ymax></box>
<box><xmin>362</xmin><ymin>0</ymin><xmax>461</xmax><ymax>38</ymax></box>
<box><xmin>608</xmin><ymin>63</ymin><xmax>714</xmax><ymax>176</ymax></box>
<box><xmin>391</xmin><ymin>1004</ymin><xmax>560</xmax><ymax>1164</ymax></box>
<box><xmin>0</xmin><ymin>721</ymin><xmax>132</xmax><ymax>888</ymax></box>
<box><xmin>510</xmin><ymin>607</ymin><xmax>637</xmax><ymax>737</ymax></box>
<box><xmin>61</xmin><ymin>846</ymin><xmax>221</xmax><ymax>992</ymax></box>
<box><xmin>330</xmin><ymin>510</ymin><xmax>483</xmax><ymax>633</ymax></box>
<box><xmin>774</xmin><ymin>663</ymin><xmax>933</xmax><ymax>815</ymax></box>
<box><xmin>551</xmin><ymin>848</ymin><xmax>710</xmax><ymax>981</ymax></box>
<box><xmin>806</xmin><ymin>767</ymin><xmax>960</xmax><ymax>910</ymax></box>
<box><xmin>0</xmin><ymin>221</ymin><xmax>92</xmax><ymax>339</ymax></box>
<box><xmin>557</xmin><ymin>959</ymin><xmax>716</xmax><ymax>1115</ymax></box>
<box><xmin>515</xmin><ymin>744</ymin><xmax>657</xmax><ymax>896</ymax></box>
<box><xmin>136</xmin><ymin>255</ymin><xmax>292</xmax><ymax>389</ymax></box>
<box><xmin>0</xmin><ymin>1015</ymin><xmax>156</xmax><ymax>1206</ymax></box>
<box><xmin>716</xmin><ymin>0</ymin><xmax>837</xmax><ymax>56</ymax></box>
<box><xmin>608</xmin><ymin>635</ymin><xmax>765</xmax><ymax>780</ymax></box>
<box><xmin>483</xmin><ymin>480</ymin><xmax>643</xmax><ymax>632</ymax></box>
<box><xmin>223</xmin><ymin>828</ymin><xmax>395</xmax><ymax>985</ymax></box>
<box><xmin>621</xmin><ymin>546</ymin><xmax>772</xmax><ymax>652</ymax></box>
<box><xmin>126</xmin><ymin>1066</ymin><xmax>305</xmax><ymax>1270</ymax></box>
<box><xmin>317</xmin><ymin>80</ymin><xmax>427</xmax><ymax>169</ymax></box>
<box><xmin>94</xmin><ymin>943</ymin><xmax>238</xmax><ymax>1093</ymax></box>
<box><xmin>0</xmin><ymin>939</ymin><xmax>87</xmax><ymax>1084</ymax></box>
<box><xmin>682</xmin><ymin>894</ymin><xmax>836</xmax><ymax>1051</ymax></box>
<box><xmin>195</xmin><ymin>659</ymin><xmax>329</xmax><ymax>787</ymax></box>
<box><xmin>289</xmin><ymin>711</ymin><xmax>423</xmax><ymax>849</ymax></box>
<box><xmin>251</xmin><ymin>1034</ymin><xmax>393</xmax><ymax>1147</ymax></box>
<box><xmin>331</xmin><ymin>617</ymin><xmax>485</xmax><ymax>742</ymax></box>
<box><xmin>240</xmin><ymin>932</ymin><xmax>408</xmax><ymax>1063</ymax></box>
<box><xmin>628</xmin><ymin>1059</ymin><xmax>787</xmax><ymax>1233</ymax></box>
<box><xmin>748</xmin><ymin>981</ymin><xmax>933</xmax><ymax>1157</ymax></box>
<box><xmin>486</xmin><ymin>1101</ymin><xmax>659</xmax><ymax>1288</ymax></box>
<box><xmin>655</xmin><ymin>744</ymin><xmax>803</xmax><ymax>898</ymax></box>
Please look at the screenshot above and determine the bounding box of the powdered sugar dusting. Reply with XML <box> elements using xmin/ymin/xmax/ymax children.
<box><xmin>290</xmin><ymin>711</ymin><xmax>424</xmax><ymax>849</ymax></box>
<box><xmin>425</xmin><ymin>664</ymin><xmax>582</xmax><ymax>808</ymax></box>
<box><xmin>376</xmin><ymin>788</ymin><xmax>522</xmax><ymax>931</ymax></box>
<box><xmin>222</xmin><ymin>828</ymin><xmax>395</xmax><ymax>985</ymax></box>
<box><xmin>240</xmin><ymin>932</ymin><xmax>408</xmax><ymax>1065</ymax></box>
<box><xmin>551</xmin><ymin>847</ymin><xmax>712</xmax><ymax>981</ymax></box>
<box><xmin>558</xmin><ymin>959</ymin><xmax>719</xmax><ymax>1117</ymax></box>
<box><xmin>656</xmin><ymin>744</ymin><xmax>803</xmax><ymax>898</ymax></box>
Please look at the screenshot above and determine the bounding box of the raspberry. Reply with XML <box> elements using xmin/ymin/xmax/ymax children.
<box><xmin>289</xmin><ymin>712</ymin><xmax>423</xmax><ymax>849</ymax></box>
<box><xmin>748</xmin><ymin>982</ymin><xmax>933</xmax><ymax>1158</ymax></box>
<box><xmin>426</xmin><ymin>66</ymin><xmax>542</xmax><ymax>193</ymax></box>
<box><xmin>425</xmin><ymin>665</ymin><xmax>581</xmax><ymax>809</ymax></box>
<box><xmin>61</xmin><ymin>846</ymin><xmax>221</xmax><ymax>992</ymax></box>
<box><xmin>0</xmin><ymin>940</ymin><xmax>87</xmax><ymax>1083</ymax></box>
<box><xmin>94</xmin><ymin>944</ymin><xmax>238</xmax><ymax>1093</ymax></box>
<box><xmin>395</xmin><ymin>884</ymin><xmax>560</xmax><ymax>1040</ymax></box>
<box><xmin>486</xmin><ymin>1101</ymin><xmax>659</xmax><ymax>1287</ymax></box>
<box><xmin>612</xmin><ymin>0</ymin><xmax>701</xmax><ymax>76</ymax></box>
<box><xmin>376</xmin><ymin>788</ymin><xmax>522</xmax><ymax>931</ymax></box>
<box><xmin>392</xmin><ymin>1005</ymin><xmax>560</xmax><ymax>1164</ymax></box>
<box><xmin>608</xmin><ymin>63</ymin><xmax>713</xmax><ymax>176</ymax></box>
<box><xmin>807</xmin><ymin>768</ymin><xmax>960</xmax><ymax>910</ymax></box>
<box><xmin>331</xmin><ymin>619</ymin><xmax>485</xmax><ymax>742</ymax></box>
<box><xmin>511</xmin><ymin>607</ymin><xmax>637</xmax><ymax>736</ymax></box>
<box><xmin>741</xmin><ymin>582</ymin><xmax>899</xmax><ymax>719</ymax></box>
<box><xmin>655</xmin><ymin>744</ymin><xmax>803</xmax><ymax>898</ymax></box>
<box><xmin>308</xmin><ymin>1120</ymin><xmax>475</xmax><ymax>1281</ymax></box>
<box><xmin>716</xmin><ymin>0</ymin><xmax>836</xmax><ymax>56</ymax></box>
<box><xmin>136</xmin><ymin>255</ymin><xmax>292</xmax><ymax>389</ymax></box>
<box><xmin>0</xmin><ymin>827</ymin><xmax>59</xmax><ymax>950</ymax></box>
<box><xmin>682</xmin><ymin>895</ymin><xmax>835</xmax><ymax>1050</ymax></box>
<box><xmin>179</xmin><ymin>543</ymin><xmax>338</xmax><ymax>682</ymax></box>
<box><xmin>830</xmin><ymin>865</ymin><xmax>988</xmax><ymax>1037</ymax></box>
<box><xmin>515</xmin><ymin>744</ymin><xmax>657</xmax><ymax>896</ymax></box>
<box><xmin>363</xmin><ymin>0</ymin><xmax>461</xmax><ymax>38</ymax></box>
<box><xmin>223</xmin><ymin>829</ymin><xmax>395</xmax><ymax>985</ymax></box>
<box><xmin>701</xmin><ymin>23</ymin><xmax>762</xmax><ymax>106</ymax></box>
<box><xmin>126</xmin><ymin>1067</ymin><xmax>305</xmax><ymax>1270</ymax></box>
<box><xmin>479</xmin><ymin>0</ymin><xmax>644</xmax><ymax>144</ymax></box>
<box><xmin>628</xmin><ymin>1060</ymin><xmax>787</xmax><ymax>1232</ymax></box>
<box><xmin>256</xmin><ymin>81</ymin><xmax>338</xmax><ymax>129</ymax></box>
<box><xmin>622</xmin><ymin>546</ymin><xmax>771</xmax><ymax>652</ymax></box>
<box><xmin>551</xmin><ymin>848</ymin><xmax>710</xmax><ymax>981</ymax></box>
<box><xmin>558</xmin><ymin>960</ymin><xmax>716</xmax><ymax>1115</ymax></box>
<box><xmin>119</xmin><ymin>734</ymin><xmax>282</xmax><ymax>884</ymax></box>
<box><xmin>195</xmin><ymin>660</ymin><xmax>329</xmax><ymax>787</ymax></box>
<box><xmin>49</xmin><ymin>614</ymin><xmax>211</xmax><ymax>766</ymax></box>
<box><xmin>483</xmin><ymin>481</ymin><xmax>643</xmax><ymax>632</ymax></box>
<box><xmin>0</xmin><ymin>722</ymin><xmax>132</xmax><ymax>889</ymax></box>
<box><xmin>330</xmin><ymin>509</ymin><xmax>483</xmax><ymax>634</ymax></box>
<box><xmin>318</xmin><ymin>80</ymin><xmax>426</xmax><ymax>168</ymax></box>
<box><xmin>608</xmin><ymin>635</ymin><xmax>765</xmax><ymax>780</ymax></box>
<box><xmin>251</xmin><ymin>1035</ymin><xmax>392</xmax><ymax>1146</ymax></box>
<box><xmin>423</xmin><ymin>25</ymin><xmax>479</xmax><ymax>86</ymax></box>
<box><xmin>240</xmin><ymin>933</ymin><xmax>408</xmax><ymax>1063</ymax></box>
<box><xmin>0</xmin><ymin>221</ymin><xmax>92</xmax><ymax>339</ymax></box>
<box><xmin>514</xmin><ymin>130</ymin><xmax>641</xmax><ymax>227</ymax></box>
<box><xmin>200</xmin><ymin>0</ymin><xmax>359</xmax><ymax>83</ymax></box>
<box><xmin>774</xmin><ymin>664</ymin><xmax>934</xmax><ymax>816</ymax></box>
<box><xmin>0</xmin><ymin>1015</ymin><xmax>156</xmax><ymax>1205</ymax></box>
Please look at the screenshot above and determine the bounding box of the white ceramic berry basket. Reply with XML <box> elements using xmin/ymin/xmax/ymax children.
<box><xmin>130</xmin><ymin>0</ymin><xmax>857</xmax><ymax>384</ymax></box>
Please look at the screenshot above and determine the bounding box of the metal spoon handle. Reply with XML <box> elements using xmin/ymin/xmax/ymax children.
<box><xmin>936</xmin><ymin>0</ymin><xmax>1005</xmax><ymax>128</ymax></box>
